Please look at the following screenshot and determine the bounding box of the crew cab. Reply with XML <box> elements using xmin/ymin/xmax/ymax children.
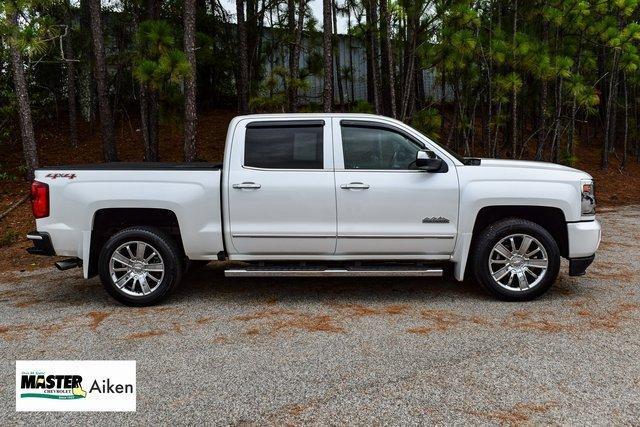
<box><xmin>26</xmin><ymin>114</ymin><xmax>601</xmax><ymax>305</ymax></box>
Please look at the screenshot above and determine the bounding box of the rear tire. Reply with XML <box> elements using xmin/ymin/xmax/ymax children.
<box><xmin>472</xmin><ymin>218</ymin><xmax>560</xmax><ymax>301</ymax></box>
<box><xmin>98</xmin><ymin>226</ymin><xmax>182</xmax><ymax>306</ymax></box>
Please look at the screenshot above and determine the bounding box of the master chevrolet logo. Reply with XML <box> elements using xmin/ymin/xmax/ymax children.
<box><xmin>422</xmin><ymin>216</ymin><xmax>450</xmax><ymax>224</ymax></box>
<box><xmin>20</xmin><ymin>374</ymin><xmax>87</xmax><ymax>400</ymax></box>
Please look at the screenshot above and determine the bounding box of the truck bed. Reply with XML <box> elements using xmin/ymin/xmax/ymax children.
<box><xmin>34</xmin><ymin>164</ymin><xmax>225</xmax><ymax>278</ymax></box>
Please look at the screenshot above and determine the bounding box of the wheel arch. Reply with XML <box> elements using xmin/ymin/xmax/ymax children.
<box><xmin>471</xmin><ymin>206</ymin><xmax>568</xmax><ymax>257</ymax></box>
<box><xmin>454</xmin><ymin>205</ymin><xmax>568</xmax><ymax>281</ymax></box>
<box><xmin>87</xmin><ymin>208</ymin><xmax>184</xmax><ymax>278</ymax></box>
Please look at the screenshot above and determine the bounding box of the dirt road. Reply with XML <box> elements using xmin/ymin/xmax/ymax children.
<box><xmin>1</xmin><ymin>206</ymin><xmax>639</xmax><ymax>424</ymax></box>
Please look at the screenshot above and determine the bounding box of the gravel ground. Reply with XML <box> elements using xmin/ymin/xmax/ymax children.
<box><xmin>1</xmin><ymin>206</ymin><xmax>639</xmax><ymax>425</ymax></box>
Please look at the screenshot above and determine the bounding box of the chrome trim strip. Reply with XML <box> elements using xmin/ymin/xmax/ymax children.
<box><xmin>232</xmin><ymin>234</ymin><xmax>455</xmax><ymax>239</ymax></box>
<box><xmin>225</xmin><ymin>269</ymin><xmax>444</xmax><ymax>277</ymax></box>
<box><xmin>233</xmin><ymin>234</ymin><xmax>335</xmax><ymax>238</ymax></box>
<box><xmin>340</xmin><ymin>234</ymin><xmax>455</xmax><ymax>239</ymax></box>
<box><xmin>26</xmin><ymin>234</ymin><xmax>43</xmax><ymax>241</ymax></box>
<box><xmin>334</xmin><ymin>169</ymin><xmax>428</xmax><ymax>173</ymax></box>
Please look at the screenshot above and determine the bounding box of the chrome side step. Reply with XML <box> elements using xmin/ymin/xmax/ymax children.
<box><xmin>55</xmin><ymin>257</ymin><xmax>82</xmax><ymax>271</ymax></box>
<box><xmin>225</xmin><ymin>268</ymin><xmax>443</xmax><ymax>278</ymax></box>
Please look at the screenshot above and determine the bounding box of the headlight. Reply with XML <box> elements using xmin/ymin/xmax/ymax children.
<box><xmin>581</xmin><ymin>179</ymin><xmax>596</xmax><ymax>215</ymax></box>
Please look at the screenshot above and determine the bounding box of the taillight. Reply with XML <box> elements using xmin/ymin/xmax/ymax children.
<box><xmin>31</xmin><ymin>180</ymin><xmax>49</xmax><ymax>219</ymax></box>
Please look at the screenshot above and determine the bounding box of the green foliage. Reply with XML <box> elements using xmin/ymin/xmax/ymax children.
<box><xmin>300</xmin><ymin>102</ymin><xmax>322</xmax><ymax>113</ymax></box>
<box><xmin>250</xmin><ymin>67</ymin><xmax>289</xmax><ymax>112</ymax></box>
<box><xmin>351</xmin><ymin>100</ymin><xmax>374</xmax><ymax>113</ymax></box>
<box><xmin>411</xmin><ymin>108</ymin><xmax>442</xmax><ymax>139</ymax></box>
<box><xmin>3</xmin><ymin>0</ymin><xmax>640</xmax><ymax>168</ymax></box>
<box><xmin>133</xmin><ymin>20</ymin><xmax>190</xmax><ymax>91</ymax></box>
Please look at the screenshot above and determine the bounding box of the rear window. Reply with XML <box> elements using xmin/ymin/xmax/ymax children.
<box><xmin>244</xmin><ymin>125</ymin><xmax>324</xmax><ymax>169</ymax></box>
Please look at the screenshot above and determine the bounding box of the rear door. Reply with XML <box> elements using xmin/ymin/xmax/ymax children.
<box><xmin>226</xmin><ymin>119</ymin><xmax>336</xmax><ymax>255</ymax></box>
<box><xmin>333</xmin><ymin>119</ymin><xmax>459</xmax><ymax>256</ymax></box>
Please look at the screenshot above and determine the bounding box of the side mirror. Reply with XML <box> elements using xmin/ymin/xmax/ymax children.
<box><xmin>416</xmin><ymin>150</ymin><xmax>443</xmax><ymax>172</ymax></box>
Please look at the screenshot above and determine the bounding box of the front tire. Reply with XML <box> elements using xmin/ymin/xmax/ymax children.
<box><xmin>98</xmin><ymin>226</ymin><xmax>182</xmax><ymax>306</ymax></box>
<box><xmin>472</xmin><ymin>218</ymin><xmax>560</xmax><ymax>301</ymax></box>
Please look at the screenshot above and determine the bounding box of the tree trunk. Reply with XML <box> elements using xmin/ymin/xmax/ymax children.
<box><xmin>379</xmin><ymin>0</ymin><xmax>396</xmax><ymax>118</ymax></box>
<box><xmin>535</xmin><ymin>79</ymin><xmax>548</xmax><ymax>160</ymax></box>
<box><xmin>139</xmin><ymin>82</ymin><xmax>150</xmax><ymax>157</ymax></box>
<box><xmin>510</xmin><ymin>0</ymin><xmax>518</xmax><ymax>159</ymax></box>
<box><xmin>146</xmin><ymin>0</ymin><xmax>161</xmax><ymax>160</ymax></box>
<box><xmin>347</xmin><ymin>4</ymin><xmax>355</xmax><ymax>104</ymax></box>
<box><xmin>132</xmin><ymin>15</ymin><xmax>151</xmax><ymax>160</ymax></box>
<box><xmin>399</xmin><ymin>15</ymin><xmax>417</xmax><ymax>121</ymax></box>
<box><xmin>79</xmin><ymin>0</ymin><xmax>96</xmax><ymax>128</ymax></box>
<box><xmin>184</xmin><ymin>0</ymin><xmax>198</xmax><ymax>162</ymax></box>
<box><xmin>88</xmin><ymin>0</ymin><xmax>118</xmax><ymax>161</ymax></box>
<box><xmin>148</xmin><ymin>89</ymin><xmax>159</xmax><ymax>160</ymax></box>
<box><xmin>365</xmin><ymin>25</ymin><xmax>374</xmax><ymax>105</ymax></box>
<box><xmin>333</xmin><ymin>0</ymin><xmax>344</xmax><ymax>110</ymax></box>
<box><xmin>236</xmin><ymin>0</ymin><xmax>250</xmax><ymax>113</ymax></box>
<box><xmin>551</xmin><ymin>77</ymin><xmax>563</xmax><ymax>163</ymax></box>
<box><xmin>367</xmin><ymin>0</ymin><xmax>382</xmax><ymax>114</ymax></box>
<box><xmin>64</xmin><ymin>0</ymin><xmax>78</xmax><ymax>148</ymax></box>
<box><xmin>287</xmin><ymin>0</ymin><xmax>296</xmax><ymax>110</ymax></box>
<box><xmin>567</xmin><ymin>33</ymin><xmax>583</xmax><ymax>163</ymax></box>
<box><xmin>147</xmin><ymin>0</ymin><xmax>160</xmax><ymax>19</ymax></box>
<box><xmin>622</xmin><ymin>73</ymin><xmax>628</xmax><ymax>169</ymax></box>
<box><xmin>603</xmin><ymin>50</ymin><xmax>620</xmax><ymax>170</ymax></box>
<box><xmin>287</xmin><ymin>0</ymin><xmax>306</xmax><ymax>112</ymax></box>
<box><xmin>322</xmin><ymin>0</ymin><xmax>333</xmax><ymax>112</ymax></box>
<box><xmin>8</xmin><ymin>10</ymin><xmax>38</xmax><ymax>181</ymax></box>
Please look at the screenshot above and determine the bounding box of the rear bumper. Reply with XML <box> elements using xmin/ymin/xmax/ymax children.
<box><xmin>569</xmin><ymin>255</ymin><xmax>595</xmax><ymax>276</ymax></box>
<box><xmin>567</xmin><ymin>219</ymin><xmax>601</xmax><ymax>258</ymax></box>
<box><xmin>26</xmin><ymin>231</ymin><xmax>55</xmax><ymax>256</ymax></box>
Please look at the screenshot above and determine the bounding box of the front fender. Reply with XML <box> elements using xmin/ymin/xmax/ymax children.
<box><xmin>451</xmin><ymin>179</ymin><xmax>580</xmax><ymax>281</ymax></box>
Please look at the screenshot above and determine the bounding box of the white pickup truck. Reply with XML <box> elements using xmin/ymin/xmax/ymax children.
<box><xmin>27</xmin><ymin>114</ymin><xmax>601</xmax><ymax>305</ymax></box>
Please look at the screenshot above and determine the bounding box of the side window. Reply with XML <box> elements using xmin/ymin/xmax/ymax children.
<box><xmin>341</xmin><ymin>125</ymin><xmax>424</xmax><ymax>170</ymax></box>
<box><xmin>244</xmin><ymin>125</ymin><xmax>324</xmax><ymax>169</ymax></box>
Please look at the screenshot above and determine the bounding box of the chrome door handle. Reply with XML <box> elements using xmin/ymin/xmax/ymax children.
<box><xmin>340</xmin><ymin>182</ymin><xmax>370</xmax><ymax>190</ymax></box>
<box><xmin>232</xmin><ymin>182</ymin><xmax>261</xmax><ymax>189</ymax></box>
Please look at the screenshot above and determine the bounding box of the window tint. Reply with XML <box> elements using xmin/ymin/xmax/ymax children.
<box><xmin>341</xmin><ymin>126</ymin><xmax>423</xmax><ymax>170</ymax></box>
<box><xmin>244</xmin><ymin>126</ymin><xmax>323</xmax><ymax>169</ymax></box>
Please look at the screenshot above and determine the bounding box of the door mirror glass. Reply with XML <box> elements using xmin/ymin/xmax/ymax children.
<box><xmin>416</xmin><ymin>150</ymin><xmax>443</xmax><ymax>172</ymax></box>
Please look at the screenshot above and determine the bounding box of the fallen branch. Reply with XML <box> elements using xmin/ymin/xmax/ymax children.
<box><xmin>0</xmin><ymin>194</ymin><xmax>30</xmax><ymax>222</ymax></box>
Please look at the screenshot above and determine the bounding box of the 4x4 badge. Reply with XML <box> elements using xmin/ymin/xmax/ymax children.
<box><xmin>45</xmin><ymin>173</ymin><xmax>76</xmax><ymax>180</ymax></box>
<box><xmin>422</xmin><ymin>216</ymin><xmax>450</xmax><ymax>224</ymax></box>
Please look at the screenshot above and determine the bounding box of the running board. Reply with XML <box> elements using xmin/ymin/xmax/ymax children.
<box><xmin>225</xmin><ymin>268</ymin><xmax>443</xmax><ymax>277</ymax></box>
<box><xmin>55</xmin><ymin>257</ymin><xmax>82</xmax><ymax>271</ymax></box>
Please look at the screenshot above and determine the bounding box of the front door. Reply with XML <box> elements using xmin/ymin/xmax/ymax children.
<box><xmin>333</xmin><ymin>119</ymin><xmax>459</xmax><ymax>256</ymax></box>
<box><xmin>227</xmin><ymin>119</ymin><xmax>336</xmax><ymax>255</ymax></box>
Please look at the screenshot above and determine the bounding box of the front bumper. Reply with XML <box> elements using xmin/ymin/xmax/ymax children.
<box><xmin>569</xmin><ymin>255</ymin><xmax>595</xmax><ymax>276</ymax></box>
<box><xmin>26</xmin><ymin>231</ymin><xmax>55</xmax><ymax>256</ymax></box>
<box><xmin>567</xmin><ymin>219</ymin><xmax>601</xmax><ymax>258</ymax></box>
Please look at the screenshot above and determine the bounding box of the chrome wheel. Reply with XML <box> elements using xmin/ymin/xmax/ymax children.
<box><xmin>488</xmin><ymin>233</ymin><xmax>548</xmax><ymax>291</ymax></box>
<box><xmin>108</xmin><ymin>241</ymin><xmax>164</xmax><ymax>297</ymax></box>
